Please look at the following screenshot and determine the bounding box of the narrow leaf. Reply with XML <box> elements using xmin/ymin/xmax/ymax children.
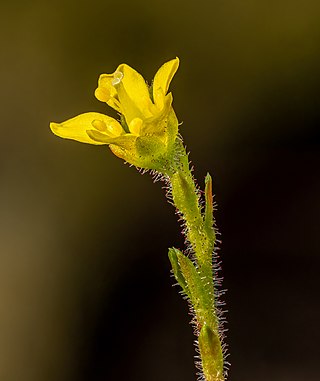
<box><xmin>168</xmin><ymin>248</ymin><xmax>191</xmax><ymax>299</ymax></box>
<box><xmin>204</xmin><ymin>173</ymin><xmax>215</xmax><ymax>253</ymax></box>
<box><xmin>198</xmin><ymin>324</ymin><xmax>224</xmax><ymax>381</ymax></box>
<box><xmin>176</xmin><ymin>251</ymin><xmax>214</xmax><ymax>326</ymax></box>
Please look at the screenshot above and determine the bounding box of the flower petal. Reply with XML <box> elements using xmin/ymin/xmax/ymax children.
<box><xmin>115</xmin><ymin>63</ymin><xmax>154</xmax><ymax>122</ymax></box>
<box><xmin>153</xmin><ymin>57</ymin><xmax>179</xmax><ymax>108</ymax></box>
<box><xmin>141</xmin><ymin>93</ymin><xmax>173</xmax><ymax>137</ymax></box>
<box><xmin>50</xmin><ymin>112</ymin><xmax>122</xmax><ymax>145</ymax></box>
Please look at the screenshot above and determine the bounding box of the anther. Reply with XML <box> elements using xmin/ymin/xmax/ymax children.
<box><xmin>91</xmin><ymin>119</ymin><xmax>107</xmax><ymax>132</ymax></box>
<box><xmin>111</xmin><ymin>71</ymin><xmax>124</xmax><ymax>86</ymax></box>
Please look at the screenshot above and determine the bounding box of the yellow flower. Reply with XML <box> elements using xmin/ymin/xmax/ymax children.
<box><xmin>50</xmin><ymin>58</ymin><xmax>180</xmax><ymax>169</ymax></box>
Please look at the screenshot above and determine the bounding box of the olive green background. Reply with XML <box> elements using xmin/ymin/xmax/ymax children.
<box><xmin>1</xmin><ymin>0</ymin><xmax>319</xmax><ymax>380</ymax></box>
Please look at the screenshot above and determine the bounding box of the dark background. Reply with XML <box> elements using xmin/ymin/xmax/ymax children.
<box><xmin>1</xmin><ymin>0</ymin><xmax>319</xmax><ymax>380</ymax></box>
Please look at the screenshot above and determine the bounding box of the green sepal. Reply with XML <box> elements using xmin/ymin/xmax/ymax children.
<box><xmin>198</xmin><ymin>324</ymin><xmax>224</xmax><ymax>381</ymax></box>
<box><xmin>168</xmin><ymin>248</ymin><xmax>191</xmax><ymax>299</ymax></box>
<box><xmin>135</xmin><ymin>135</ymin><xmax>166</xmax><ymax>159</ymax></box>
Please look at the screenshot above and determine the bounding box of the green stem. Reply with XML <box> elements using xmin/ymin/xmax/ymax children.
<box><xmin>164</xmin><ymin>140</ymin><xmax>225</xmax><ymax>381</ymax></box>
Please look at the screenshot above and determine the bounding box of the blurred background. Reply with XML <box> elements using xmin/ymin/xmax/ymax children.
<box><xmin>0</xmin><ymin>0</ymin><xmax>319</xmax><ymax>380</ymax></box>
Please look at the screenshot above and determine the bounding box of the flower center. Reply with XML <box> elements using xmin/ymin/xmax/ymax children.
<box><xmin>112</xmin><ymin>71</ymin><xmax>124</xmax><ymax>86</ymax></box>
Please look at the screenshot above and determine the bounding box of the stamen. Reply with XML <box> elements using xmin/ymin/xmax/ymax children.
<box><xmin>112</xmin><ymin>71</ymin><xmax>124</xmax><ymax>86</ymax></box>
<box><xmin>91</xmin><ymin>119</ymin><xmax>107</xmax><ymax>132</ymax></box>
<box><xmin>95</xmin><ymin>87</ymin><xmax>110</xmax><ymax>102</ymax></box>
<box><xmin>129</xmin><ymin>118</ymin><xmax>143</xmax><ymax>135</ymax></box>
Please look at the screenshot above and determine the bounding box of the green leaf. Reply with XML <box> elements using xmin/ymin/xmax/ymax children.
<box><xmin>198</xmin><ymin>324</ymin><xmax>224</xmax><ymax>381</ymax></box>
<box><xmin>174</xmin><ymin>250</ymin><xmax>214</xmax><ymax>327</ymax></box>
<box><xmin>168</xmin><ymin>248</ymin><xmax>191</xmax><ymax>299</ymax></box>
<box><xmin>204</xmin><ymin>173</ymin><xmax>215</xmax><ymax>252</ymax></box>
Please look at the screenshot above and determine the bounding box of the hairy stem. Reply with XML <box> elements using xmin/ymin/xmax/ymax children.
<box><xmin>164</xmin><ymin>140</ymin><xmax>225</xmax><ymax>381</ymax></box>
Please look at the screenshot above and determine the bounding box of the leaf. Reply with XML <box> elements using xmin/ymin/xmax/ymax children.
<box><xmin>198</xmin><ymin>324</ymin><xmax>224</xmax><ymax>381</ymax></box>
<box><xmin>204</xmin><ymin>173</ymin><xmax>215</xmax><ymax>253</ymax></box>
<box><xmin>168</xmin><ymin>248</ymin><xmax>191</xmax><ymax>299</ymax></box>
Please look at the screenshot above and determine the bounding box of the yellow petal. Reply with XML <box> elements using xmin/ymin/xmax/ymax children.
<box><xmin>115</xmin><ymin>63</ymin><xmax>154</xmax><ymax>122</ymax></box>
<box><xmin>141</xmin><ymin>93</ymin><xmax>173</xmax><ymax>137</ymax></box>
<box><xmin>152</xmin><ymin>57</ymin><xmax>179</xmax><ymax>108</ymax></box>
<box><xmin>50</xmin><ymin>112</ymin><xmax>122</xmax><ymax>145</ymax></box>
